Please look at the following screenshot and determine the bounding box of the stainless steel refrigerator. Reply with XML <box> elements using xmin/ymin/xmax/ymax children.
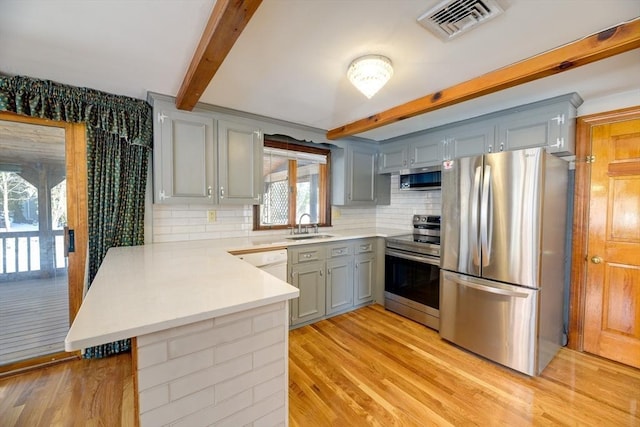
<box><xmin>440</xmin><ymin>147</ymin><xmax>568</xmax><ymax>376</ymax></box>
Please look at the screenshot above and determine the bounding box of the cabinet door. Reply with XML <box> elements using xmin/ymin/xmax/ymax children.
<box><xmin>379</xmin><ymin>143</ymin><xmax>408</xmax><ymax>173</ymax></box>
<box><xmin>217</xmin><ymin>119</ymin><xmax>263</xmax><ymax>205</ymax></box>
<box><xmin>354</xmin><ymin>253</ymin><xmax>375</xmax><ymax>306</ymax></box>
<box><xmin>326</xmin><ymin>258</ymin><xmax>354</xmax><ymax>314</ymax></box>
<box><xmin>290</xmin><ymin>262</ymin><xmax>326</xmax><ymax>325</ymax></box>
<box><xmin>445</xmin><ymin>121</ymin><xmax>495</xmax><ymax>159</ymax></box>
<box><xmin>155</xmin><ymin>105</ymin><xmax>216</xmax><ymax>204</ymax></box>
<box><xmin>410</xmin><ymin>139</ymin><xmax>443</xmax><ymax>168</ymax></box>
<box><xmin>497</xmin><ymin>106</ymin><xmax>565</xmax><ymax>153</ymax></box>
<box><xmin>348</xmin><ymin>146</ymin><xmax>377</xmax><ymax>204</ymax></box>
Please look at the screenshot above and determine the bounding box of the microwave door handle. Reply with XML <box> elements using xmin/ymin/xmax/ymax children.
<box><xmin>480</xmin><ymin>165</ymin><xmax>492</xmax><ymax>267</ymax></box>
<box><xmin>471</xmin><ymin>166</ymin><xmax>482</xmax><ymax>267</ymax></box>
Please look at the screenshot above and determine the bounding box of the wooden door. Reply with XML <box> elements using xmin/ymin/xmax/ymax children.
<box><xmin>583</xmin><ymin>117</ymin><xmax>640</xmax><ymax>368</ymax></box>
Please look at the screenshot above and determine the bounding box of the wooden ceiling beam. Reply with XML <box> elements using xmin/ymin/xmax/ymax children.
<box><xmin>327</xmin><ymin>19</ymin><xmax>640</xmax><ymax>140</ymax></box>
<box><xmin>176</xmin><ymin>0</ymin><xmax>263</xmax><ymax>111</ymax></box>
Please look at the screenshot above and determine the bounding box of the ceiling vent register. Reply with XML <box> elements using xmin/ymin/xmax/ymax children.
<box><xmin>418</xmin><ymin>0</ymin><xmax>507</xmax><ymax>41</ymax></box>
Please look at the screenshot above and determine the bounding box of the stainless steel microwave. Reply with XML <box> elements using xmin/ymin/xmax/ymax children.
<box><xmin>399</xmin><ymin>166</ymin><xmax>442</xmax><ymax>190</ymax></box>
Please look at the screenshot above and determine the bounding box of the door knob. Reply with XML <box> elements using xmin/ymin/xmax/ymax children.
<box><xmin>591</xmin><ymin>256</ymin><xmax>602</xmax><ymax>264</ymax></box>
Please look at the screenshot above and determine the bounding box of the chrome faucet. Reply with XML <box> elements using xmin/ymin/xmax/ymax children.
<box><xmin>298</xmin><ymin>213</ymin><xmax>311</xmax><ymax>234</ymax></box>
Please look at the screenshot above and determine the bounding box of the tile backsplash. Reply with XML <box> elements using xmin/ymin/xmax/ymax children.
<box><xmin>152</xmin><ymin>175</ymin><xmax>441</xmax><ymax>243</ymax></box>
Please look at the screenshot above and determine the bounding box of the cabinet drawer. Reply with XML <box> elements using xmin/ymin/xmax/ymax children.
<box><xmin>354</xmin><ymin>239</ymin><xmax>375</xmax><ymax>254</ymax></box>
<box><xmin>291</xmin><ymin>247</ymin><xmax>324</xmax><ymax>264</ymax></box>
<box><xmin>327</xmin><ymin>243</ymin><xmax>352</xmax><ymax>258</ymax></box>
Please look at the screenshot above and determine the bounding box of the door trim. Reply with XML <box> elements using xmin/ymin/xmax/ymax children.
<box><xmin>0</xmin><ymin>112</ymin><xmax>86</xmax><ymax>373</ymax></box>
<box><xmin>568</xmin><ymin>105</ymin><xmax>640</xmax><ymax>350</ymax></box>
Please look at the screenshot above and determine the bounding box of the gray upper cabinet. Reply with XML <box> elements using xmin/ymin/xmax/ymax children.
<box><xmin>379</xmin><ymin>142</ymin><xmax>408</xmax><ymax>173</ymax></box>
<box><xmin>151</xmin><ymin>93</ymin><xmax>265</xmax><ymax>206</ymax></box>
<box><xmin>378</xmin><ymin>133</ymin><xmax>443</xmax><ymax>174</ymax></box>
<box><xmin>217</xmin><ymin>119</ymin><xmax>263</xmax><ymax>205</ymax></box>
<box><xmin>377</xmin><ymin>93</ymin><xmax>583</xmax><ymax>173</ymax></box>
<box><xmin>154</xmin><ymin>99</ymin><xmax>216</xmax><ymax>204</ymax></box>
<box><xmin>333</xmin><ymin>143</ymin><xmax>390</xmax><ymax>206</ymax></box>
<box><xmin>496</xmin><ymin>95</ymin><xmax>581</xmax><ymax>155</ymax></box>
<box><xmin>409</xmin><ymin>138</ymin><xmax>443</xmax><ymax>168</ymax></box>
<box><xmin>442</xmin><ymin>121</ymin><xmax>495</xmax><ymax>160</ymax></box>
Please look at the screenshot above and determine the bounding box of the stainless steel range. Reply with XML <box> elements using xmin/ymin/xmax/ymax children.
<box><xmin>384</xmin><ymin>215</ymin><xmax>441</xmax><ymax>330</ymax></box>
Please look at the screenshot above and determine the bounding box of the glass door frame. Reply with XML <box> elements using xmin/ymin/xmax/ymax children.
<box><xmin>0</xmin><ymin>111</ymin><xmax>87</xmax><ymax>375</ymax></box>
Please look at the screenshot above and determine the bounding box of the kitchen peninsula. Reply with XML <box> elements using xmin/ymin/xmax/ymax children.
<box><xmin>65</xmin><ymin>239</ymin><xmax>300</xmax><ymax>427</ymax></box>
<box><xmin>65</xmin><ymin>229</ymin><xmax>402</xmax><ymax>426</ymax></box>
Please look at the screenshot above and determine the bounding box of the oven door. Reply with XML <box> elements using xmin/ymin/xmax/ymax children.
<box><xmin>384</xmin><ymin>248</ymin><xmax>440</xmax><ymax>329</ymax></box>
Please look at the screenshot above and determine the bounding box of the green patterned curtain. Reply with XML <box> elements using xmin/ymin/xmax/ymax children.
<box><xmin>0</xmin><ymin>75</ymin><xmax>152</xmax><ymax>358</ymax></box>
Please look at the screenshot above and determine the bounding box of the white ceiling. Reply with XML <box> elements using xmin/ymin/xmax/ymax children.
<box><xmin>1</xmin><ymin>0</ymin><xmax>638</xmax><ymax>142</ymax></box>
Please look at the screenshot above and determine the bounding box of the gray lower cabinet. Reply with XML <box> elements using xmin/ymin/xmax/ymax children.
<box><xmin>153</xmin><ymin>99</ymin><xmax>216</xmax><ymax>204</ymax></box>
<box><xmin>326</xmin><ymin>258</ymin><xmax>354</xmax><ymax>314</ymax></box>
<box><xmin>290</xmin><ymin>260</ymin><xmax>325</xmax><ymax>325</ymax></box>
<box><xmin>326</xmin><ymin>242</ymin><xmax>354</xmax><ymax>315</ymax></box>
<box><xmin>354</xmin><ymin>238</ymin><xmax>376</xmax><ymax>306</ymax></box>
<box><xmin>217</xmin><ymin>119</ymin><xmax>263</xmax><ymax>205</ymax></box>
<box><xmin>289</xmin><ymin>238</ymin><xmax>378</xmax><ymax>326</ymax></box>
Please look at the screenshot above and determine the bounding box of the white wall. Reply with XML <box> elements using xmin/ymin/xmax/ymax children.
<box><xmin>151</xmin><ymin>174</ymin><xmax>442</xmax><ymax>243</ymax></box>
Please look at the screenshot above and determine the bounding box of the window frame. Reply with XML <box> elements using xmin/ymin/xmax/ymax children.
<box><xmin>253</xmin><ymin>139</ymin><xmax>331</xmax><ymax>231</ymax></box>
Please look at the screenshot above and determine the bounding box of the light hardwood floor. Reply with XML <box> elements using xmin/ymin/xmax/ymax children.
<box><xmin>289</xmin><ymin>304</ymin><xmax>640</xmax><ymax>426</ymax></box>
<box><xmin>0</xmin><ymin>304</ymin><xmax>638</xmax><ymax>426</ymax></box>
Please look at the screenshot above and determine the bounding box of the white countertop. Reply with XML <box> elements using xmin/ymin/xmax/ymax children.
<box><xmin>65</xmin><ymin>227</ymin><xmax>406</xmax><ymax>351</ymax></box>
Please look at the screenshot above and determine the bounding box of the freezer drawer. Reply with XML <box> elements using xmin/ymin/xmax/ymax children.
<box><xmin>439</xmin><ymin>270</ymin><xmax>538</xmax><ymax>376</ymax></box>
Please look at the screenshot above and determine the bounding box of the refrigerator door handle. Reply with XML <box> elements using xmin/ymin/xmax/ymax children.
<box><xmin>471</xmin><ymin>166</ymin><xmax>482</xmax><ymax>266</ymax></box>
<box><xmin>453</xmin><ymin>275</ymin><xmax>529</xmax><ymax>298</ymax></box>
<box><xmin>480</xmin><ymin>165</ymin><xmax>492</xmax><ymax>267</ymax></box>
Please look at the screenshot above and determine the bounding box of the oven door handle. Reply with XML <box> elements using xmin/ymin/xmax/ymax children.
<box><xmin>385</xmin><ymin>249</ymin><xmax>439</xmax><ymax>266</ymax></box>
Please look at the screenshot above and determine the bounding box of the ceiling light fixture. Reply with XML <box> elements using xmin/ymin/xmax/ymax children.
<box><xmin>347</xmin><ymin>55</ymin><xmax>393</xmax><ymax>99</ymax></box>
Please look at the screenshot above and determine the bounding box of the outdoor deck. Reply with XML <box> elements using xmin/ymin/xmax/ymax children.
<box><xmin>0</xmin><ymin>275</ymin><xmax>69</xmax><ymax>365</ymax></box>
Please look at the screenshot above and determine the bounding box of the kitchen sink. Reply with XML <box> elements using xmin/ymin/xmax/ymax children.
<box><xmin>285</xmin><ymin>234</ymin><xmax>334</xmax><ymax>241</ymax></box>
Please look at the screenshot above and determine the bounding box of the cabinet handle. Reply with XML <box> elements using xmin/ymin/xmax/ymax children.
<box><xmin>410</xmin><ymin>159</ymin><xmax>415</xmax><ymax>165</ymax></box>
<box><xmin>499</xmin><ymin>143</ymin><xmax>504</xmax><ymax>152</ymax></box>
<box><xmin>403</xmin><ymin>160</ymin><xmax>407</xmax><ymax>166</ymax></box>
<box><xmin>303</xmin><ymin>254</ymin><xmax>312</xmax><ymax>258</ymax></box>
<box><xmin>488</xmin><ymin>145</ymin><xmax>493</xmax><ymax>153</ymax></box>
<box><xmin>328</xmin><ymin>269</ymin><xmax>331</xmax><ymax>275</ymax></box>
<box><xmin>551</xmin><ymin>114</ymin><xmax>565</xmax><ymax>125</ymax></box>
<box><xmin>207</xmin><ymin>186</ymin><xmax>212</xmax><ymax>198</ymax></box>
<box><xmin>319</xmin><ymin>270</ymin><xmax>323</xmax><ymax>277</ymax></box>
<box><xmin>549</xmin><ymin>137</ymin><xmax>564</xmax><ymax>149</ymax></box>
<box><xmin>360</xmin><ymin>245</ymin><xmax>369</xmax><ymax>250</ymax></box>
<box><xmin>219</xmin><ymin>187</ymin><xmax>224</xmax><ymax>199</ymax></box>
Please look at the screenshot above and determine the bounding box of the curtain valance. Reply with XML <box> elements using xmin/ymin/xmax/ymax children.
<box><xmin>0</xmin><ymin>75</ymin><xmax>152</xmax><ymax>148</ymax></box>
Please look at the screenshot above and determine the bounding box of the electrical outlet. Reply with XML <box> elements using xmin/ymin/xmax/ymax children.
<box><xmin>207</xmin><ymin>210</ymin><xmax>216</xmax><ymax>223</ymax></box>
<box><xmin>332</xmin><ymin>206</ymin><xmax>341</xmax><ymax>219</ymax></box>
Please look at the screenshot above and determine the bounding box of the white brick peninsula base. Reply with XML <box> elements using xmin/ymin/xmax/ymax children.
<box><xmin>65</xmin><ymin>241</ymin><xmax>299</xmax><ymax>427</ymax></box>
<box><xmin>135</xmin><ymin>302</ymin><xmax>289</xmax><ymax>426</ymax></box>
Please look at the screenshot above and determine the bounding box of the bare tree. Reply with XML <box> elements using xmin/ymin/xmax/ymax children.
<box><xmin>0</xmin><ymin>172</ymin><xmax>37</xmax><ymax>231</ymax></box>
<box><xmin>51</xmin><ymin>180</ymin><xmax>67</xmax><ymax>230</ymax></box>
